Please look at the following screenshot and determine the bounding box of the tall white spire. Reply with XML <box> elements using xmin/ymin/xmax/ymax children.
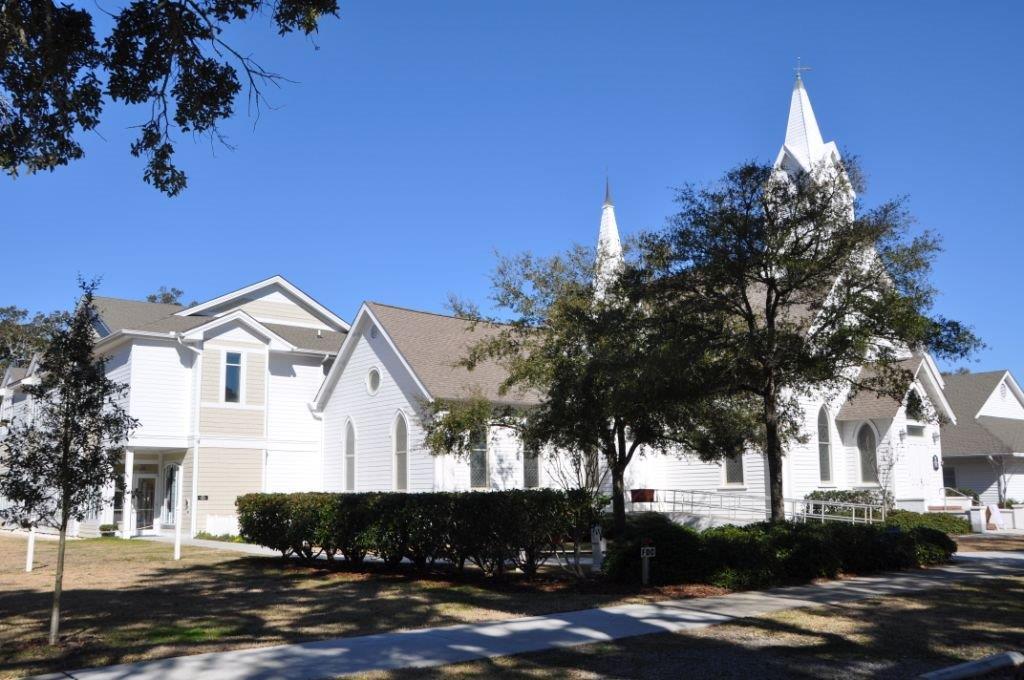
<box><xmin>594</xmin><ymin>177</ymin><xmax>624</xmax><ymax>300</ymax></box>
<box><xmin>775</xmin><ymin>72</ymin><xmax>838</xmax><ymax>173</ymax></box>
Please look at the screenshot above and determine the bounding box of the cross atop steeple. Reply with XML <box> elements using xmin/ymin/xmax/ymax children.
<box><xmin>794</xmin><ymin>57</ymin><xmax>813</xmax><ymax>81</ymax></box>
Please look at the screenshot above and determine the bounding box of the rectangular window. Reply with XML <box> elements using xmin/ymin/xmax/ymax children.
<box><xmin>907</xmin><ymin>425</ymin><xmax>926</xmax><ymax>437</ymax></box>
<box><xmin>523</xmin><ymin>450</ymin><xmax>540</xmax><ymax>489</ymax></box>
<box><xmin>469</xmin><ymin>429</ymin><xmax>488</xmax><ymax>489</ymax></box>
<box><xmin>943</xmin><ymin>466</ymin><xmax>956</xmax><ymax>489</ymax></box>
<box><xmin>724</xmin><ymin>454</ymin><xmax>744</xmax><ymax>486</ymax></box>
<box><xmin>224</xmin><ymin>352</ymin><xmax>242</xmax><ymax>403</ymax></box>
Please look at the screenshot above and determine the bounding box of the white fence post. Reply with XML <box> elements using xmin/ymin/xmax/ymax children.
<box><xmin>25</xmin><ymin>526</ymin><xmax>35</xmax><ymax>572</ymax></box>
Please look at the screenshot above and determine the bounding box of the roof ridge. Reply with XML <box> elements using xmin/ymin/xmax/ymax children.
<box><xmin>368</xmin><ymin>301</ymin><xmax>506</xmax><ymax>325</ymax></box>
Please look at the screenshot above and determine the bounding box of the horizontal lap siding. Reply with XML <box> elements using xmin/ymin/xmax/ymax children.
<box><xmin>195</xmin><ymin>447</ymin><xmax>262</xmax><ymax>531</ymax></box>
<box><xmin>322</xmin><ymin>328</ymin><xmax>434</xmax><ymax>492</ymax></box>
<box><xmin>200</xmin><ymin>408</ymin><xmax>264</xmax><ymax>437</ymax></box>
<box><xmin>128</xmin><ymin>341</ymin><xmax>192</xmax><ymax>440</ymax></box>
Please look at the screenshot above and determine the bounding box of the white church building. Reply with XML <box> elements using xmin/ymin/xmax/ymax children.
<box><xmin>0</xmin><ymin>76</ymin><xmax>975</xmax><ymax>537</ymax></box>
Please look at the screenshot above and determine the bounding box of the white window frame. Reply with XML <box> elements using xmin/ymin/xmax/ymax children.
<box><xmin>523</xmin><ymin>448</ymin><xmax>541</xmax><ymax>489</ymax></box>
<box><xmin>393</xmin><ymin>410</ymin><xmax>409</xmax><ymax>491</ymax></box>
<box><xmin>817</xmin><ymin>406</ymin><xmax>834</xmax><ymax>485</ymax></box>
<box><xmin>469</xmin><ymin>428</ymin><xmax>490</xmax><ymax>490</ymax></box>
<box><xmin>344</xmin><ymin>418</ymin><xmax>357</xmax><ymax>492</ymax></box>
<box><xmin>721</xmin><ymin>453</ymin><xmax>745</xmax><ymax>488</ymax></box>
<box><xmin>221</xmin><ymin>350</ymin><xmax>246</xmax><ymax>405</ymax></box>
<box><xmin>856</xmin><ymin>422</ymin><xmax>881</xmax><ymax>486</ymax></box>
<box><xmin>366</xmin><ymin>366</ymin><xmax>382</xmax><ymax>396</ymax></box>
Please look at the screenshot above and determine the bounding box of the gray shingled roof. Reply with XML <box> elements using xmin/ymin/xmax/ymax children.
<box><xmin>366</xmin><ymin>302</ymin><xmax>539</xmax><ymax>406</ymax></box>
<box><xmin>94</xmin><ymin>297</ymin><xmax>183</xmax><ymax>335</ymax></box>
<box><xmin>94</xmin><ymin>296</ymin><xmax>346</xmax><ymax>354</ymax></box>
<box><xmin>3</xmin><ymin>366</ymin><xmax>28</xmax><ymax>386</ymax></box>
<box><xmin>836</xmin><ymin>356</ymin><xmax>924</xmax><ymax>422</ymax></box>
<box><xmin>941</xmin><ymin>371</ymin><xmax>1014</xmax><ymax>457</ymax></box>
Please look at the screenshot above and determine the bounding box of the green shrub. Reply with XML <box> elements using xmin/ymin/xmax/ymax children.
<box><xmin>605</xmin><ymin>513</ymin><xmax>704</xmax><ymax>585</ymax></box>
<box><xmin>885</xmin><ymin>509</ymin><xmax>971</xmax><ymax>535</ymax></box>
<box><xmin>909</xmin><ymin>526</ymin><xmax>957</xmax><ymax>565</ymax></box>
<box><xmin>236</xmin><ymin>489</ymin><xmax>592</xmax><ymax>578</ymax></box>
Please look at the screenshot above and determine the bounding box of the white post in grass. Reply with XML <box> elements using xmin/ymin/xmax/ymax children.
<box><xmin>25</xmin><ymin>526</ymin><xmax>35</xmax><ymax>572</ymax></box>
<box><xmin>174</xmin><ymin>470</ymin><xmax>184</xmax><ymax>561</ymax></box>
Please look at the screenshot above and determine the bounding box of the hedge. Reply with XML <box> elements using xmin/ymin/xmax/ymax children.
<box><xmin>884</xmin><ymin>509</ymin><xmax>971</xmax><ymax>535</ymax></box>
<box><xmin>236</xmin><ymin>489</ymin><xmax>599</xmax><ymax>578</ymax></box>
<box><xmin>606</xmin><ymin>518</ymin><xmax>957</xmax><ymax>588</ymax></box>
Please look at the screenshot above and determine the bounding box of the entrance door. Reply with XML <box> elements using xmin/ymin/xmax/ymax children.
<box><xmin>133</xmin><ymin>477</ymin><xmax>156</xmax><ymax>532</ymax></box>
<box><xmin>162</xmin><ymin>464</ymin><xmax>180</xmax><ymax>527</ymax></box>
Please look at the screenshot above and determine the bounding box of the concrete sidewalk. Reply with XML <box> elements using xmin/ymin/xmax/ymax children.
<box><xmin>47</xmin><ymin>551</ymin><xmax>1024</xmax><ymax>680</ymax></box>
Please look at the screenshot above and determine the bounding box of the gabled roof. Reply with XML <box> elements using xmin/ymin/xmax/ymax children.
<box><xmin>2</xmin><ymin>366</ymin><xmax>28</xmax><ymax>388</ymax></box>
<box><xmin>94</xmin><ymin>297</ymin><xmax>183</xmax><ymax>336</ymax></box>
<box><xmin>175</xmin><ymin>275</ymin><xmax>349</xmax><ymax>332</ymax></box>
<box><xmin>316</xmin><ymin>302</ymin><xmax>539</xmax><ymax>410</ymax></box>
<box><xmin>941</xmin><ymin>371</ymin><xmax>1022</xmax><ymax>457</ymax></box>
<box><xmin>836</xmin><ymin>354</ymin><xmax>954</xmax><ymax>424</ymax></box>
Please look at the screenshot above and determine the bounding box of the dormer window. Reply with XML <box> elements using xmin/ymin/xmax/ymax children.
<box><xmin>224</xmin><ymin>352</ymin><xmax>242</xmax><ymax>403</ymax></box>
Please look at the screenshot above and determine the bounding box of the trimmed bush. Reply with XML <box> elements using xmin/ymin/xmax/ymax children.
<box><xmin>607</xmin><ymin>518</ymin><xmax>955</xmax><ymax>588</ymax></box>
<box><xmin>605</xmin><ymin>513</ymin><xmax>704</xmax><ymax>585</ymax></box>
<box><xmin>885</xmin><ymin>509</ymin><xmax>971</xmax><ymax>535</ymax></box>
<box><xmin>236</xmin><ymin>489</ymin><xmax>597</xmax><ymax>578</ymax></box>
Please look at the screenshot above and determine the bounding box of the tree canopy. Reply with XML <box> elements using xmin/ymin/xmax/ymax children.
<box><xmin>636</xmin><ymin>159</ymin><xmax>981</xmax><ymax>519</ymax></box>
<box><xmin>424</xmin><ymin>245</ymin><xmax>758</xmax><ymax>533</ymax></box>
<box><xmin>1</xmin><ymin>0</ymin><xmax>339</xmax><ymax>195</ymax></box>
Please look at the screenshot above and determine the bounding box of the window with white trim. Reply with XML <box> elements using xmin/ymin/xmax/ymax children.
<box><xmin>858</xmin><ymin>425</ymin><xmax>879</xmax><ymax>484</ymax></box>
<box><xmin>817</xmin><ymin>407</ymin><xmax>832</xmax><ymax>483</ymax></box>
<box><xmin>345</xmin><ymin>420</ymin><xmax>356</xmax><ymax>492</ymax></box>
<box><xmin>907</xmin><ymin>424</ymin><xmax>926</xmax><ymax>437</ymax></box>
<box><xmin>394</xmin><ymin>413</ymin><xmax>408</xmax><ymax>491</ymax></box>
<box><xmin>367</xmin><ymin>367</ymin><xmax>381</xmax><ymax>395</ymax></box>
<box><xmin>724</xmin><ymin>453</ymin><xmax>744</xmax><ymax>486</ymax></box>
<box><xmin>469</xmin><ymin>429</ymin><xmax>489</xmax><ymax>489</ymax></box>
<box><xmin>224</xmin><ymin>352</ymin><xmax>242</xmax><ymax>403</ymax></box>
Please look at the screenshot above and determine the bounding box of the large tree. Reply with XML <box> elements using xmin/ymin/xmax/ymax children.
<box><xmin>1</xmin><ymin>0</ymin><xmax>339</xmax><ymax>195</ymax></box>
<box><xmin>424</xmin><ymin>246</ymin><xmax>757</xmax><ymax>534</ymax></box>
<box><xmin>0</xmin><ymin>305</ymin><xmax>65</xmax><ymax>375</ymax></box>
<box><xmin>637</xmin><ymin>159</ymin><xmax>981</xmax><ymax>520</ymax></box>
<box><xmin>0</xmin><ymin>280</ymin><xmax>137</xmax><ymax>645</ymax></box>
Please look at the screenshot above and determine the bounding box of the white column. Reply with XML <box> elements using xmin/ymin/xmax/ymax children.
<box><xmin>174</xmin><ymin>465</ymin><xmax>184</xmax><ymax>560</ymax></box>
<box><xmin>122</xmin><ymin>449</ymin><xmax>135</xmax><ymax>538</ymax></box>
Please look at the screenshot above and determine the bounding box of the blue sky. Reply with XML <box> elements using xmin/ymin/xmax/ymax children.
<box><xmin>4</xmin><ymin>1</ymin><xmax>1021</xmax><ymax>376</ymax></box>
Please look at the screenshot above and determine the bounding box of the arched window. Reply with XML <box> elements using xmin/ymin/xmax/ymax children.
<box><xmin>394</xmin><ymin>413</ymin><xmax>408</xmax><ymax>491</ymax></box>
<box><xmin>345</xmin><ymin>420</ymin><xmax>356</xmax><ymax>491</ymax></box>
<box><xmin>817</xmin><ymin>407</ymin><xmax>832</xmax><ymax>483</ymax></box>
<box><xmin>857</xmin><ymin>424</ymin><xmax>878</xmax><ymax>484</ymax></box>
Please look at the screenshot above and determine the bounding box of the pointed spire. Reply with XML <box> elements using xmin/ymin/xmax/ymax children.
<box><xmin>781</xmin><ymin>72</ymin><xmax>826</xmax><ymax>171</ymax></box>
<box><xmin>595</xmin><ymin>178</ymin><xmax>623</xmax><ymax>300</ymax></box>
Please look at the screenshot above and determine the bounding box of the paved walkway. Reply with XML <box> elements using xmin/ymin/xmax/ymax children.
<box><xmin>42</xmin><ymin>551</ymin><xmax>1024</xmax><ymax>680</ymax></box>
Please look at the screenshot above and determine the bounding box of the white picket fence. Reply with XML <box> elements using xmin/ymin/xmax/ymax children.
<box><xmin>629</xmin><ymin>488</ymin><xmax>887</xmax><ymax>525</ymax></box>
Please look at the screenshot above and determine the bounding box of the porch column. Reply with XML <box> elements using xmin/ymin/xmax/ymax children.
<box><xmin>121</xmin><ymin>449</ymin><xmax>135</xmax><ymax>538</ymax></box>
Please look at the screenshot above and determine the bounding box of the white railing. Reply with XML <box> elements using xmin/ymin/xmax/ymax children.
<box><xmin>630</xmin><ymin>489</ymin><xmax>886</xmax><ymax>525</ymax></box>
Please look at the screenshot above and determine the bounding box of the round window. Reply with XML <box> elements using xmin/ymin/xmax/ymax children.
<box><xmin>367</xmin><ymin>368</ymin><xmax>381</xmax><ymax>394</ymax></box>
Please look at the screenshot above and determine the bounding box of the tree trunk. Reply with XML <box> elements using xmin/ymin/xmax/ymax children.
<box><xmin>611</xmin><ymin>461</ymin><xmax>627</xmax><ymax>536</ymax></box>
<box><xmin>49</xmin><ymin>521</ymin><xmax>68</xmax><ymax>645</ymax></box>
<box><xmin>763</xmin><ymin>389</ymin><xmax>785</xmax><ymax>522</ymax></box>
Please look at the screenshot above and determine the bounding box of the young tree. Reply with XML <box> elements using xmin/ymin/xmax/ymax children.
<box><xmin>423</xmin><ymin>246</ymin><xmax>757</xmax><ymax>534</ymax></box>
<box><xmin>1</xmin><ymin>0</ymin><xmax>339</xmax><ymax>195</ymax></box>
<box><xmin>637</xmin><ymin>160</ymin><xmax>981</xmax><ymax>520</ymax></box>
<box><xmin>0</xmin><ymin>280</ymin><xmax>137</xmax><ymax>645</ymax></box>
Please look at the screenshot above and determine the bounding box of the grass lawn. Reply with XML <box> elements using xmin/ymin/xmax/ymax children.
<box><xmin>0</xmin><ymin>533</ymin><xmax>721</xmax><ymax>678</ymax></box>
<box><xmin>361</xmin><ymin>575</ymin><xmax>1024</xmax><ymax>679</ymax></box>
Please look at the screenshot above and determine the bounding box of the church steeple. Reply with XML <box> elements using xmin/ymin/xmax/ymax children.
<box><xmin>595</xmin><ymin>177</ymin><xmax>623</xmax><ymax>300</ymax></box>
<box><xmin>775</xmin><ymin>70</ymin><xmax>837</xmax><ymax>174</ymax></box>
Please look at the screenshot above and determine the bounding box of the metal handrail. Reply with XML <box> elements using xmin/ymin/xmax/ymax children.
<box><xmin>631</xmin><ymin>489</ymin><xmax>887</xmax><ymax>525</ymax></box>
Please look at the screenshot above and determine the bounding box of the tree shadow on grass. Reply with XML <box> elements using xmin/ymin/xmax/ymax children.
<box><xmin>375</xmin><ymin>576</ymin><xmax>1024</xmax><ymax>680</ymax></box>
<box><xmin>0</xmin><ymin>553</ymin><xmax>642</xmax><ymax>677</ymax></box>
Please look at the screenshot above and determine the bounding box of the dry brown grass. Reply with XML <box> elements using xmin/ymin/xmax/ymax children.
<box><xmin>0</xmin><ymin>533</ymin><xmax>720</xmax><ymax>678</ymax></box>
<box><xmin>363</xmin><ymin>576</ymin><xmax>1024</xmax><ymax>679</ymax></box>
